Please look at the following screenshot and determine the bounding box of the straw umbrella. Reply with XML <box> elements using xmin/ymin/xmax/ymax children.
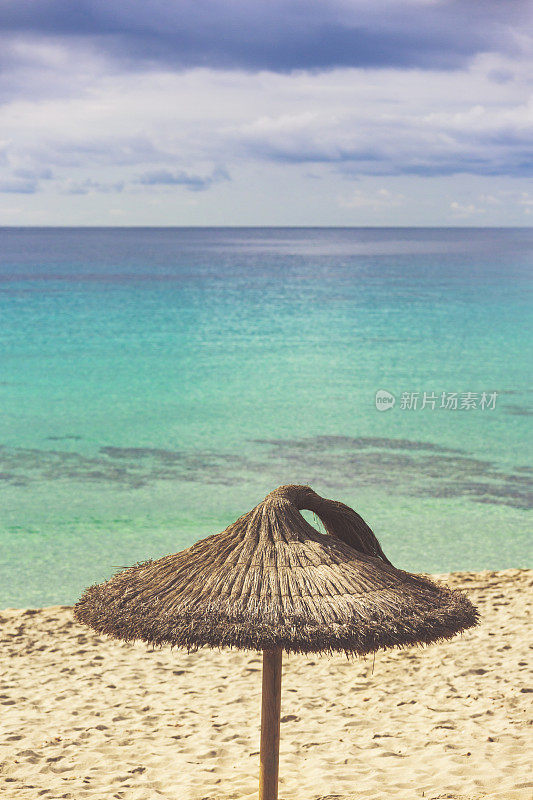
<box><xmin>75</xmin><ymin>484</ymin><xmax>478</xmax><ymax>800</ymax></box>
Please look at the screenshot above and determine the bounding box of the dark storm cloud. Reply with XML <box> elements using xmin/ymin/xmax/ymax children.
<box><xmin>0</xmin><ymin>0</ymin><xmax>530</xmax><ymax>72</ymax></box>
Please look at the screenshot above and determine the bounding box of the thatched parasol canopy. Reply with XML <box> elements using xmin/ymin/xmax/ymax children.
<box><xmin>75</xmin><ymin>484</ymin><xmax>478</xmax><ymax>656</ymax></box>
<box><xmin>75</xmin><ymin>485</ymin><xmax>479</xmax><ymax>800</ymax></box>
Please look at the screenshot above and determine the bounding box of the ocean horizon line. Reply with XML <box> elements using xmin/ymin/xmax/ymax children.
<box><xmin>1</xmin><ymin>224</ymin><xmax>532</xmax><ymax>231</ymax></box>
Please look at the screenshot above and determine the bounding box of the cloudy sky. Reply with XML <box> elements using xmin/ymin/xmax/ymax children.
<box><xmin>1</xmin><ymin>0</ymin><xmax>532</xmax><ymax>225</ymax></box>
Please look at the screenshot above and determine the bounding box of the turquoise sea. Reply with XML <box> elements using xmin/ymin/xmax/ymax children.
<box><xmin>0</xmin><ymin>227</ymin><xmax>531</xmax><ymax>608</ymax></box>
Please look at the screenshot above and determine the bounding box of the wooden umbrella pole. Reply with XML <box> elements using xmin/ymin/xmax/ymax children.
<box><xmin>259</xmin><ymin>647</ymin><xmax>283</xmax><ymax>800</ymax></box>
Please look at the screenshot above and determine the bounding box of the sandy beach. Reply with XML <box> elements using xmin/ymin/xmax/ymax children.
<box><xmin>0</xmin><ymin>569</ymin><xmax>531</xmax><ymax>800</ymax></box>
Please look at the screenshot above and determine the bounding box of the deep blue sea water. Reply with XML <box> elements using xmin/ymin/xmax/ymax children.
<box><xmin>0</xmin><ymin>227</ymin><xmax>531</xmax><ymax>607</ymax></box>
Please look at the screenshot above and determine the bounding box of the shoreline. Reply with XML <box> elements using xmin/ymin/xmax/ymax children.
<box><xmin>1</xmin><ymin>568</ymin><xmax>532</xmax><ymax>799</ymax></box>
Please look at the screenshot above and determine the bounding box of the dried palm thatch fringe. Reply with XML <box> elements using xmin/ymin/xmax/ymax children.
<box><xmin>75</xmin><ymin>485</ymin><xmax>479</xmax><ymax>655</ymax></box>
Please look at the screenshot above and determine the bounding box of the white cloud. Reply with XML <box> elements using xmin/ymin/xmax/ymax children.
<box><xmin>448</xmin><ymin>187</ymin><xmax>533</xmax><ymax>219</ymax></box>
<box><xmin>338</xmin><ymin>188</ymin><xmax>405</xmax><ymax>209</ymax></box>
<box><xmin>517</xmin><ymin>191</ymin><xmax>533</xmax><ymax>214</ymax></box>
<box><xmin>58</xmin><ymin>178</ymin><xmax>125</xmax><ymax>195</ymax></box>
<box><xmin>450</xmin><ymin>201</ymin><xmax>486</xmax><ymax>217</ymax></box>
<box><xmin>0</xmin><ymin>40</ymin><xmax>530</xmax><ymax>223</ymax></box>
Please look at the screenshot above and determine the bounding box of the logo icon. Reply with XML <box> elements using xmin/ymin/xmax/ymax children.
<box><xmin>375</xmin><ymin>389</ymin><xmax>395</xmax><ymax>411</ymax></box>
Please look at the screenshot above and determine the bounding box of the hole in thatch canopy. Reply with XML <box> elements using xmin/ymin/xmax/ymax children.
<box><xmin>300</xmin><ymin>509</ymin><xmax>327</xmax><ymax>536</ymax></box>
